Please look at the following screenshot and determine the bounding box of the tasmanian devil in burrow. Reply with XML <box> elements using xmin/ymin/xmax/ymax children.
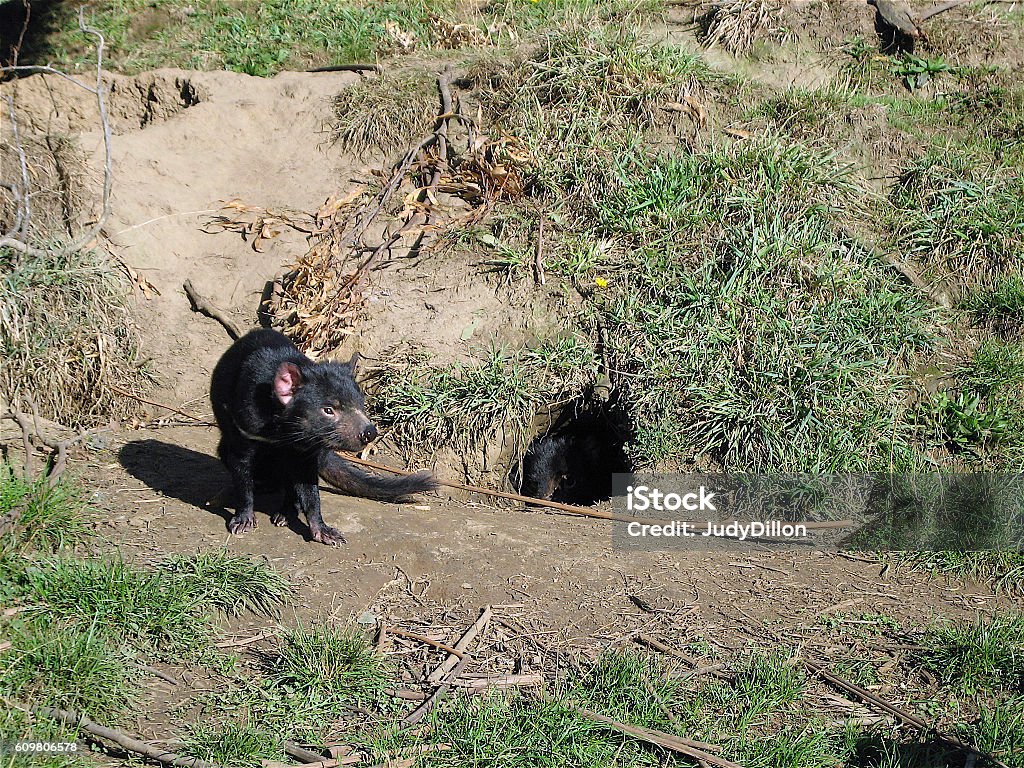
<box><xmin>210</xmin><ymin>329</ymin><xmax>437</xmax><ymax>545</ymax></box>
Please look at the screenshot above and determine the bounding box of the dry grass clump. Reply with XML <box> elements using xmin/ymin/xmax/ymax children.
<box><xmin>330</xmin><ymin>72</ymin><xmax>440</xmax><ymax>157</ymax></box>
<box><xmin>0</xmin><ymin>246</ymin><xmax>146</xmax><ymax>427</ymax></box>
<box><xmin>698</xmin><ymin>0</ymin><xmax>787</xmax><ymax>54</ymax></box>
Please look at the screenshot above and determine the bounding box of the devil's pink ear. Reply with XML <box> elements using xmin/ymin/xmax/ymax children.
<box><xmin>273</xmin><ymin>362</ymin><xmax>303</xmax><ymax>405</ymax></box>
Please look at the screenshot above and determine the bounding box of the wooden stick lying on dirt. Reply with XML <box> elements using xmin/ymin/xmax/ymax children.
<box><xmin>402</xmin><ymin>606</ymin><xmax>493</xmax><ymax>726</ymax></box>
<box><xmin>283</xmin><ymin>742</ymin><xmax>329</xmax><ymax>763</ymax></box>
<box><xmin>386</xmin><ymin>627</ymin><xmax>465</xmax><ymax>658</ymax></box>
<box><xmin>30</xmin><ymin>706</ymin><xmax>226</xmax><ymax>768</ymax></box>
<box><xmin>802</xmin><ymin>657</ymin><xmax>1008</xmax><ymax>768</ymax></box>
<box><xmin>107</xmin><ymin>385</ymin><xmax>215</xmax><ymax>426</ymax></box>
<box><xmin>550</xmin><ymin>698</ymin><xmax>744</xmax><ymax>768</ymax></box>
<box><xmin>338</xmin><ymin>453</ymin><xmax>855</xmax><ymax>532</ymax></box>
<box><xmin>428</xmin><ymin>605</ymin><xmax>492</xmax><ymax>682</ymax></box>
<box><xmin>183</xmin><ymin>280</ymin><xmax>244</xmax><ymax>340</ymax></box>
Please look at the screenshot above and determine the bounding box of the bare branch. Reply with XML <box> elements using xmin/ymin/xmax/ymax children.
<box><xmin>0</xmin><ymin>9</ymin><xmax>112</xmax><ymax>258</ymax></box>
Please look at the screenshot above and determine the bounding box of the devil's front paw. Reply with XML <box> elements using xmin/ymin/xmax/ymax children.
<box><xmin>270</xmin><ymin>511</ymin><xmax>290</xmax><ymax>527</ymax></box>
<box><xmin>228</xmin><ymin>511</ymin><xmax>257</xmax><ymax>535</ymax></box>
<box><xmin>310</xmin><ymin>524</ymin><xmax>346</xmax><ymax>546</ymax></box>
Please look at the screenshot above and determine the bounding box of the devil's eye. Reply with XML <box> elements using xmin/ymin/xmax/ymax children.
<box><xmin>322</xmin><ymin>406</ymin><xmax>335</xmax><ymax>416</ymax></box>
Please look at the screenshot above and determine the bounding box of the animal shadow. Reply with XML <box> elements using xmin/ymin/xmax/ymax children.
<box><xmin>118</xmin><ymin>439</ymin><xmax>314</xmax><ymax>540</ymax></box>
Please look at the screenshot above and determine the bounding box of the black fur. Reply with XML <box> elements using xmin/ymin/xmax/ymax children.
<box><xmin>210</xmin><ymin>329</ymin><xmax>436</xmax><ymax>545</ymax></box>
<box><xmin>515</xmin><ymin>409</ymin><xmax>627</xmax><ymax>506</ymax></box>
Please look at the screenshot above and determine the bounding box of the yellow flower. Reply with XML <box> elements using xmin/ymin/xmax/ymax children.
<box><xmin>594</xmin><ymin>277</ymin><xmax>609</xmax><ymax>288</ymax></box>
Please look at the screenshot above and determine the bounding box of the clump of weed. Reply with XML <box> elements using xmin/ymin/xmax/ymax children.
<box><xmin>920</xmin><ymin>615</ymin><xmax>1024</xmax><ymax>692</ymax></box>
<box><xmin>698</xmin><ymin>0</ymin><xmax>787</xmax><ymax>55</ymax></box>
<box><xmin>330</xmin><ymin>72</ymin><xmax>440</xmax><ymax>156</ymax></box>
<box><xmin>180</xmin><ymin>723</ymin><xmax>285</xmax><ymax>768</ymax></box>
<box><xmin>892</xmin><ymin>551</ymin><xmax>1024</xmax><ymax>597</ymax></box>
<box><xmin>157</xmin><ymin>550</ymin><xmax>292</xmax><ymax>617</ymax></box>
<box><xmin>22</xmin><ymin>557</ymin><xmax>212</xmax><ymax>653</ymax></box>
<box><xmin>591</xmin><ymin>142</ymin><xmax>932</xmax><ymax>470</ymax></box>
<box><xmin>0</xmin><ymin>465</ymin><xmax>90</xmax><ymax>554</ymax></box>
<box><xmin>367</xmin><ymin>337</ymin><xmax>597</xmax><ymax>460</ymax></box>
<box><xmin>0</xmin><ymin>246</ymin><xmax>146</xmax><ymax>428</ymax></box>
<box><xmin>965</xmin><ymin>277</ymin><xmax>1024</xmax><ymax>336</ymax></box>
<box><xmin>271</xmin><ymin>624</ymin><xmax>391</xmax><ymax>710</ymax></box>
<box><xmin>474</xmin><ymin>26</ymin><xmax>720</xmax><ymax>207</ymax></box>
<box><xmin>887</xmin><ymin>152</ymin><xmax>1024</xmax><ymax>301</ymax></box>
<box><xmin>0</xmin><ymin>618</ymin><xmax>136</xmax><ymax>718</ymax></box>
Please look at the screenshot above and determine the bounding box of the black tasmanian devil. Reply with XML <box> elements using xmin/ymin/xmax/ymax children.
<box><xmin>210</xmin><ymin>329</ymin><xmax>437</xmax><ymax>545</ymax></box>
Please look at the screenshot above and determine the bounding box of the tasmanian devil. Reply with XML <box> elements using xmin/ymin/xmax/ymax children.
<box><xmin>210</xmin><ymin>329</ymin><xmax>436</xmax><ymax>545</ymax></box>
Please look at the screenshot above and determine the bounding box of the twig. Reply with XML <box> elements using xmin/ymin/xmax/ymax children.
<box><xmin>386</xmin><ymin>627</ymin><xmax>465</xmax><ymax>658</ymax></box>
<box><xmin>337</xmin><ymin>452</ymin><xmax>855</xmax><ymax>532</ymax></box>
<box><xmin>183</xmin><ymin>280</ymin><xmax>245</xmax><ymax>340</ymax></box>
<box><xmin>0</xmin><ymin>10</ymin><xmax>113</xmax><ymax>257</ymax></box>
<box><xmin>551</xmin><ymin>698</ymin><xmax>743</xmax><ymax>768</ymax></box>
<box><xmin>402</xmin><ymin>653</ymin><xmax>470</xmax><ymax>727</ymax></box>
<box><xmin>452</xmin><ymin>674</ymin><xmax>544</xmax><ymax>692</ymax></box>
<box><xmin>29</xmin><ymin>706</ymin><xmax>228</xmax><ymax>768</ymax></box>
<box><xmin>533</xmin><ymin>213</ymin><xmax>545</xmax><ymax>286</ymax></box>
<box><xmin>106</xmin><ymin>385</ymin><xmax>214</xmax><ymax>425</ymax></box>
<box><xmin>283</xmin><ymin>742</ymin><xmax>327</xmax><ymax>763</ymax></box>
<box><xmin>136</xmin><ymin>664</ymin><xmax>179</xmax><ymax>686</ymax></box>
<box><xmin>1</xmin><ymin>410</ymin><xmax>113</xmax><ymax>486</ymax></box>
<box><xmin>307</xmin><ymin>64</ymin><xmax>382</xmax><ymax>73</ymax></box>
<box><xmin>802</xmin><ymin>657</ymin><xmax>1008</xmax><ymax>768</ymax></box>
<box><xmin>427</xmin><ymin>604</ymin><xmax>492</xmax><ymax>683</ymax></box>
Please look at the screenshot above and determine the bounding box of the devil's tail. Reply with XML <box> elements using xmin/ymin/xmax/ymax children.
<box><xmin>320</xmin><ymin>453</ymin><xmax>438</xmax><ymax>502</ymax></box>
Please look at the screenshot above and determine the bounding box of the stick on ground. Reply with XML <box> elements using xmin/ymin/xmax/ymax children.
<box><xmin>30</xmin><ymin>706</ymin><xmax>227</xmax><ymax>768</ymax></box>
<box><xmin>183</xmin><ymin>280</ymin><xmax>245</xmax><ymax>340</ymax></box>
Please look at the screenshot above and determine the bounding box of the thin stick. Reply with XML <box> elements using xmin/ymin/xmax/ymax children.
<box><xmin>107</xmin><ymin>385</ymin><xmax>213</xmax><ymax>425</ymax></box>
<box><xmin>337</xmin><ymin>453</ymin><xmax>855</xmax><ymax>532</ymax></box>
<box><xmin>802</xmin><ymin>658</ymin><xmax>1007</xmax><ymax>768</ymax></box>
<box><xmin>402</xmin><ymin>654</ymin><xmax>470</xmax><ymax>727</ymax></box>
<box><xmin>30</xmin><ymin>706</ymin><xmax>228</xmax><ymax>768</ymax></box>
<box><xmin>386</xmin><ymin>627</ymin><xmax>465</xmax><ymax>658</ymax></box>
<box><xmin>283</xmin><ymin>742</ymin><xmax>327</xmax><ymax>763</ymax></box>
<box><xmin>427</xmin><ymin>605</ymin><xmax>492</xmax><ymax>683</ymax></box>
<box><xmin>552</xmin><ymin>698</ymin><xmax>743</xmax><ymax>768</ymax></box>
<box><xmin>183</xmin><ymin>280</ymin><xmax>245</xmax><ymax>340</ymax></box>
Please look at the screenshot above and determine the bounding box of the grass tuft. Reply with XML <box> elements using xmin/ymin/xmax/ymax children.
<box><xmin>0</xmin><ymin>247</ymin><xmax>145</xmax><ymax>428</ymax></box>
<box><xmin>0</xmin><ymin>466</ymin><xmax>91</xmax><ymax>554</ymax></box>
<box><xmin>0</xmin><ymin>619</ymin><xmax>136</xmax><ymax>718</ymax></box>
<box><xmin>271</xmin><ymin>624</ymin><xmax>391</xmax><ymax>710</ymax></box>
<box><xmin>180</xmin><ymin>722</ymin><xmax>284</xmax><ymax>768</ymax></box>
<box><xmin>157</xmin><ymin>550</ymin><xmax>291</xmax><ymax>617</ymax></box>
<box><xmin>368</xmin><ymin>337</ymin><xmax>597</xmax><ymax>460</ymax></box>
<box><xmin>887</xmin><ymin>152</ymin><xmax>1024</xmax><ymax>301</ymax></box>
<box><xmin>330</xmin><ymin>72</ymin><xmax>440</xmax><ymax>156</ymax></box>
<box><xmin>920</xmin><ymin>614</ymin><xmax>1024</xmax><ymax>692</ymax></box>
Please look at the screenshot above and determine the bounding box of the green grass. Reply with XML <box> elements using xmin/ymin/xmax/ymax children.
<box><xmin>0</xmin><ymin>618</ymin><xmax>137</xmax><ymax>718</ymax></box>
<box><xmin>589</xmin><ymin>142</ymin><xmax>932</xmax><ymax>470</ymax></box>
<box><xmin>920</xmin><ymin>614</ymin><xmax>1024</xmax><ymax>692</ymax></box>
<box><xmin>891</xmin><ymin>551</ymin><xmax>1024</xmax><ymax>596</ymax></box>
<box><xmin>887</xmin><ymin>152</ymin><xmax>1024</xmax><ymax>301</ymax></box>
<box><xmin>0</xmin><ymin>466</ymin><xmax>91</xmax><ymax>554</ymax></box>
<box><xmin>965</xmin><ymin>277</ymin><xmax>1024</xmax><ymax>335</ymax></box>
<box><xmin>180</xmin><ymin>722</ymin><xmax>285</xmax><ymax>768</ymax></box>
<box><xmin>157</xmin><ymin>550</ymin><xmax>292</xmax><ymax>617</ymax></box>
<box><xmin>31</xmin><ymin>0</ymin><xmax>666</xmax><ymax>76</ymax></box>
<box><xmin>271</xmin><ymin>624</ymin><xmax>392</xmax><ymax>710</ymax></box>
<box><xmin>368</xmin><ymin>337</ymin><xmax>597</xmax><ymax>459</ymax></box>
